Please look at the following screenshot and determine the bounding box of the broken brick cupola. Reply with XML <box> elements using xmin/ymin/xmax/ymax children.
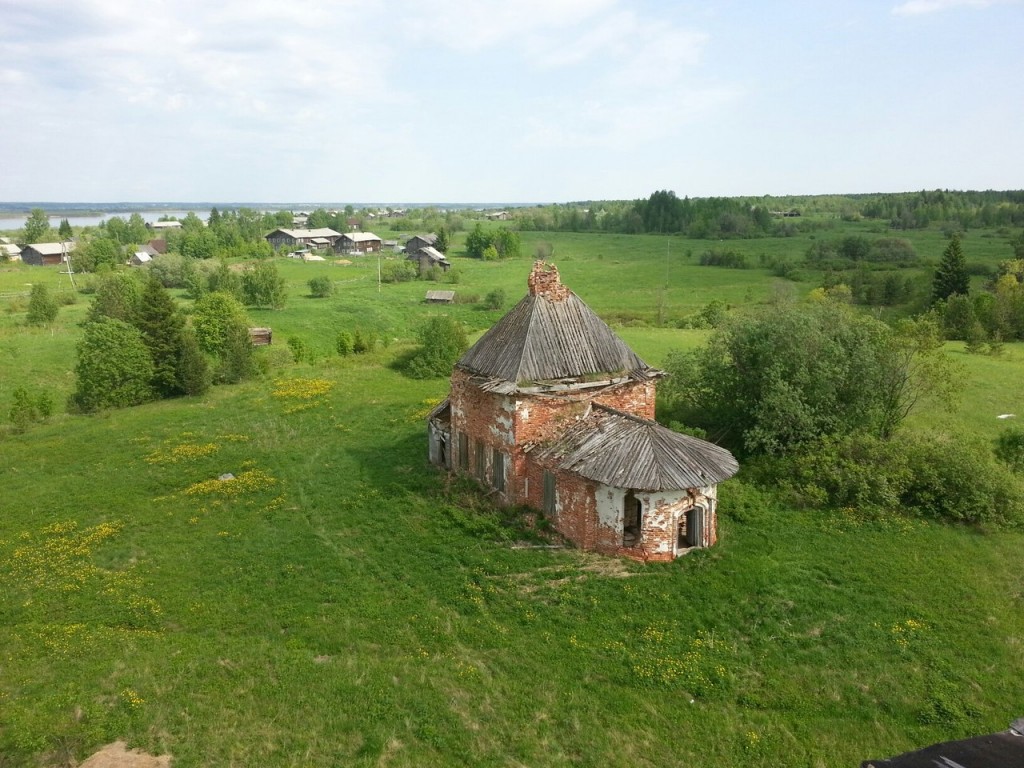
<box><xmin>428</xmin><ymin>261</ymin><xmax>738</xmax><ymax>561</ymax></box>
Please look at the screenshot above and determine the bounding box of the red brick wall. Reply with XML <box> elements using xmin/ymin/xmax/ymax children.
<box><xmin>445</xmin><ymin>369</ymin><xmax>712</xmax><ymax>560</ymax></box>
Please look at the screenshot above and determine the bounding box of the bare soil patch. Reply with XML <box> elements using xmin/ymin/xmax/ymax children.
<box><xmin>79</xmin><ymin>741</ymin><xmax>171</xmax><ymax>768</ymax></box>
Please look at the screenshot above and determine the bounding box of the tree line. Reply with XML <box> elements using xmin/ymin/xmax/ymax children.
<box><xmin>507</xmin><ymin>189</ymin><xmax>1024</xmax><ymax>238</ymax></box>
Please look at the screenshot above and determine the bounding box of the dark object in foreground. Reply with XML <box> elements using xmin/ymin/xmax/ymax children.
<box><xmin>862</xmin><ymin>718</ymin><xmax>1024</xmax><ymax>767</ymax></box>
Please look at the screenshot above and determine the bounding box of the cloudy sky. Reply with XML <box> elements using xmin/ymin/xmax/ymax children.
<box><xmin>1</xmin><ymin>0</ymin><xmax>1021</xmax><ymax>203</ymax></box>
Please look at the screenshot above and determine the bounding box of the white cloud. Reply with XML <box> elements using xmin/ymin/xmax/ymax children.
<box><xmin>892</xmin><ymin>0</ymin><xmax>1017</xmax><ymax>15</ymax></box>
<box><xmin>401</xmin><ymin>0</ymin><xmax>617</xmax><ymax>52</ymax></box>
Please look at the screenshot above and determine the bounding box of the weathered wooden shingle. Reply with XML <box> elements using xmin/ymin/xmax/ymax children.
<box><xmin>533</xmin><ymin>404</ymin><xmax>739</xmax><ymax>491</ymax></box>
<box><xmin>456</xmin><ymin>290</ymin><xmax>654</xmax><ymax>385</ymax></box>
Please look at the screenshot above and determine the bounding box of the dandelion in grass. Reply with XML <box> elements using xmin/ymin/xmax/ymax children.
<box><xmin>891</xmin><ymin>618</ymin><xmax>926</xmax><ymax>649</ymax></box>
<box><xmin>272</xmin><ymin>378</ymin><xmax>335</xmax><ymax>413</ymax></box>
<box><xmin>145</xmin><ymin>442</ymin><xmax>220</xmax><ymax>465</ymax></box>
<box><xmin>121</xmin><ymin>688</ymin><xmax>145</xmax><ymax>709</ymax></box>
<box><xmin>184</xmin><ymin>469</ymin><xmax>277</xmax><ymax>497</ymax></box>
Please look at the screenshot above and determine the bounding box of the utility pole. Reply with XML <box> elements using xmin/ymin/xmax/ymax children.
<box><xmin>60</xmin><ymin>240</ymin><xmax>77</xmax><ymax>291</ymax></box>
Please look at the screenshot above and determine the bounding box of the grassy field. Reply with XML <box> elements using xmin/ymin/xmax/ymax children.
<box><xmin>1</xmin><ymin>224</ymin><xmax>1023</xmax><ymax>766</ymax></box>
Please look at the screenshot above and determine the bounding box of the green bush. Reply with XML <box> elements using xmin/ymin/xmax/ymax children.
<box><xmin>755</xmin><ymin>430</ymin><xmax>1024</xmax><ymax>526</ymax></box>
<box><xmin>70</xmin><ymin>319</ymin><xmax>154</xmax><ymax>412</ymax></box>
<box><xmin>215</xmin><ymin>322</ymin><xmax>257</xmax><ymax>384</ymax></box>
<box><xmin>352</xmin><ymin>329</ymin><xmax>376</xmax><ymax>354</ymax></box>
<box><xmin>405</xmin><ymin>316</ymin><xmax>469</xmax><ymax>379</ymax></box>
<box><xmin>242</xmin><ymin>260</ymin><xmax>287</xmax><ymax>308</ymax></box>
<box><xmin>899</xmin><ymin>431</ymin><xmax>1024</xmax><ymax>524</ymax></box>
<box><xmin>146</xmin><ymin>253</ymin><xmax>197</xmax><ymax>289</ymax></box>
<box><xmin>994</xmin><ymin>427</ymin><xmax>1024</xmax><ymax>474</ymax></box>
<box><xmin>192</xmin><ymin>292</ymin><xmax>249</xmax><ymax>356</ymax></box>
<box><xmin>178</xmin><ymin>329</ymin><xmax>211</xmax><ymax>396</ymax></box>
<box><xmin>336</xmin><ymin>331</ymin><xmax>354</xmax><ymax>357</ymax></box>
<box><xmin>26</xmin><ymin>283</ymin><xmax>59</xmax><ymax>326</ymax></box>
<box><xmin>483</xmin><ymin>288</ymin><xmax>506</xmax><ymax>310</ymax></box>
<box><xmin>9</xmin><ymin>387</ymin><xmax>54</xmax><ymax>433</ymax></box>
<box><xmin>380</xmin><ymin>260</ymin><xmax>417</xmax><ymax>283</ymax></box>
<box><xmin>308</xmin><ymin>275</ymin><xmax>334</xmax><ymax>298</ymax></box>
<box><xmin>765</xmin><ymin>434</ymin><xmax>910</xmax><ymax>513</ymax></box>
<box><xmin>481</xmin><ymin>245</ymin><xmax>500</xmax><ymax>262</ymax></box>
<box><xmin>87</xmin><ymin>271</ymin><xmax>141</xmax><ymax>323</ymax></box>
<box><xmin>287</xmin><ymin>336</ymin><xmax>308</xmax><ymax>363</ymax></box>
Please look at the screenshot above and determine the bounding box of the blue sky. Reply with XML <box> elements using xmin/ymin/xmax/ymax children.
<box><xmin>1</xmin><ymin>0</ymin><xmax>1021</xmax><ymax>203</ymax></box>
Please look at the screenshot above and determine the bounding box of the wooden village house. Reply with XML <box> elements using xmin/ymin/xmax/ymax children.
<box><xmin>428</xmin><ymin>261</ymin><xmax>739</xmax><ymax>562</ymax></box>
<box><xmin>265</xmin><ymin>227</ymin><xmax>343</xmax><ymax>252</ymax></box>
<box><xmin>407</xmin><ymin>245</ymin><xmax>451</xmax><ymax>275</ymax></box>
<box><xmin>338</xmin><ymin>232</ymin><xmax>383</xmax><ymax>254</ymax></box>
<box><xmin>20</xmin><ymin>242</ymin><xmax>74</xmax><ymax>266</ymax></box>
<box><xmin>404</xmin><ymin>234</ymin><xmax>438</xmax><ymax>254</ymax></box>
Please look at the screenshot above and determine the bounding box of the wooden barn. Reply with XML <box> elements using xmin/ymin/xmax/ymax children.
<box><xmin>407</xmin><ymin>246</ymin><xmax>451</xmax><ymax>275</ymax></box>
<box><xmin>404</xmin><ymin>233</ymin><xmax>438</xmax><ymax>254</ymax></box>
<box><xmin>428</xmin><ymin>261</ymin><xmax>738</xmax><ymax>562</ymax></box>
<box><xmin>20</xmin><ymin>242</ymin><xmax>73</xmax><ymax>266</ymax></box>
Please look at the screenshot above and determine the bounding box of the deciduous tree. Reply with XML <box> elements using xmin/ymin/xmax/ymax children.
<box><xmin>70</xmin><ymin>319</ymin><xmax>154</xmax><ymax>412</ymax></box>
<box><xmin>660</xmin><ymin>303</ymin><xmax>961</xmax><ymax>456</ymax></box>
<box><xmin>22</xmin><ymin>208</ymin><xmax>51</xmax><ymax>244</ymax></box>
<box><xmin>405</xmin><ymin>315</ymin><xmax>468</xmax><ymax>379</ymax></box>
<box><xmin>26</xmin><ymin>283</ymin><xmax>58</xmax><ymax>326</ymax></box>
<box><xmin>242</xmin><ymin>260</ymin><xmax>287</xmax><ymax>308</ymax></box>
<box><xmin>87</xmin><ymin>272</ymin><xmax>141</xmax><ymax>323</ymax></box>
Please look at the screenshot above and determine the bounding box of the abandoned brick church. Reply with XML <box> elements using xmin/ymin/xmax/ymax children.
<box><xmin>427</xmin><ymin>261</ymin><xmax>738</xmax><ymax>562</ymax></box>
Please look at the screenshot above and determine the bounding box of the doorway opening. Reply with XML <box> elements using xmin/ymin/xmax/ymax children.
<box><xmin>623</xmin><ymin>491</ymin><xmax>642</xmax><ymax>547</ymax></box>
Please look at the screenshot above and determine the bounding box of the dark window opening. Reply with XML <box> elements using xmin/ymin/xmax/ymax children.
<box><xmin>623</xmin><ymin>491</ymin><xmax>642</xmax><ymax>547</ymax></box>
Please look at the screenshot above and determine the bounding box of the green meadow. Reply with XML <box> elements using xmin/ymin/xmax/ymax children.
<box><xmin>1</xmin><ymin>223</ymin><xmax>1023</xmax><ymax>766</ymax></box>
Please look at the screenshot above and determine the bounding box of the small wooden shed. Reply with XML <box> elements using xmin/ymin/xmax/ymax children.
<box><xmin>248</xmin><ymin>327</ymin><xmax>273</xmax><ymax>346</ymax></box>
<box><xmin>425</xmin><ymin>290</ymin><xmax>455</xmax><ymax>304</ymax></box>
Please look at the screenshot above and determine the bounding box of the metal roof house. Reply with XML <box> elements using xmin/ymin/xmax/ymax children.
<box><xmin>428</xmin><ymin>261</ymin><xmax>738</xmax><ymax>561</ymax></box>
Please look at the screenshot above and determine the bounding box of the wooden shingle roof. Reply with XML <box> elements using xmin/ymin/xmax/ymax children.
<box><xmin>533</xmin><ymin>404</ymin><xmax>739</xmax><ymax>492</ymax></box>
<box><xmin>456</xmin><ymin>262</ymin><xmax>656</xmax><ymax>386</ymax></box>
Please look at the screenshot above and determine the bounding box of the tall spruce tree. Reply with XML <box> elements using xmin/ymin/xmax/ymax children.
<box><xmin>933</xmin><ymin>234</ymin><xmax>970</xmax><ymax>304</ymax></box>
<box><xmin>134</xmin><ymin>277</ymin><xmax>189</xmax><ymax>397</ymax></box>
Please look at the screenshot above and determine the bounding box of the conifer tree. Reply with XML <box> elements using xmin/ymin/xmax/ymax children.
<box><xmin>135</xmin><ymin>277</ymin><xmax>187</xmax><ymax>396</ymax></box>
<box><xmin>435</xmin><ymin>226</ymin><xmax>449</xmax><ymax>254</ymax></box>
<box><xmin>933</xmin><ymin>234</ymin><xmax>970</xmax><ymax>304</ymax></box>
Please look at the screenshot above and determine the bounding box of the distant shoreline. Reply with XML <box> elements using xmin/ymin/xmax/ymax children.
<box><xmin>0</xmin><ymin>202</ymin><xmax>539</xmax><ymax>217</ymax></box>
